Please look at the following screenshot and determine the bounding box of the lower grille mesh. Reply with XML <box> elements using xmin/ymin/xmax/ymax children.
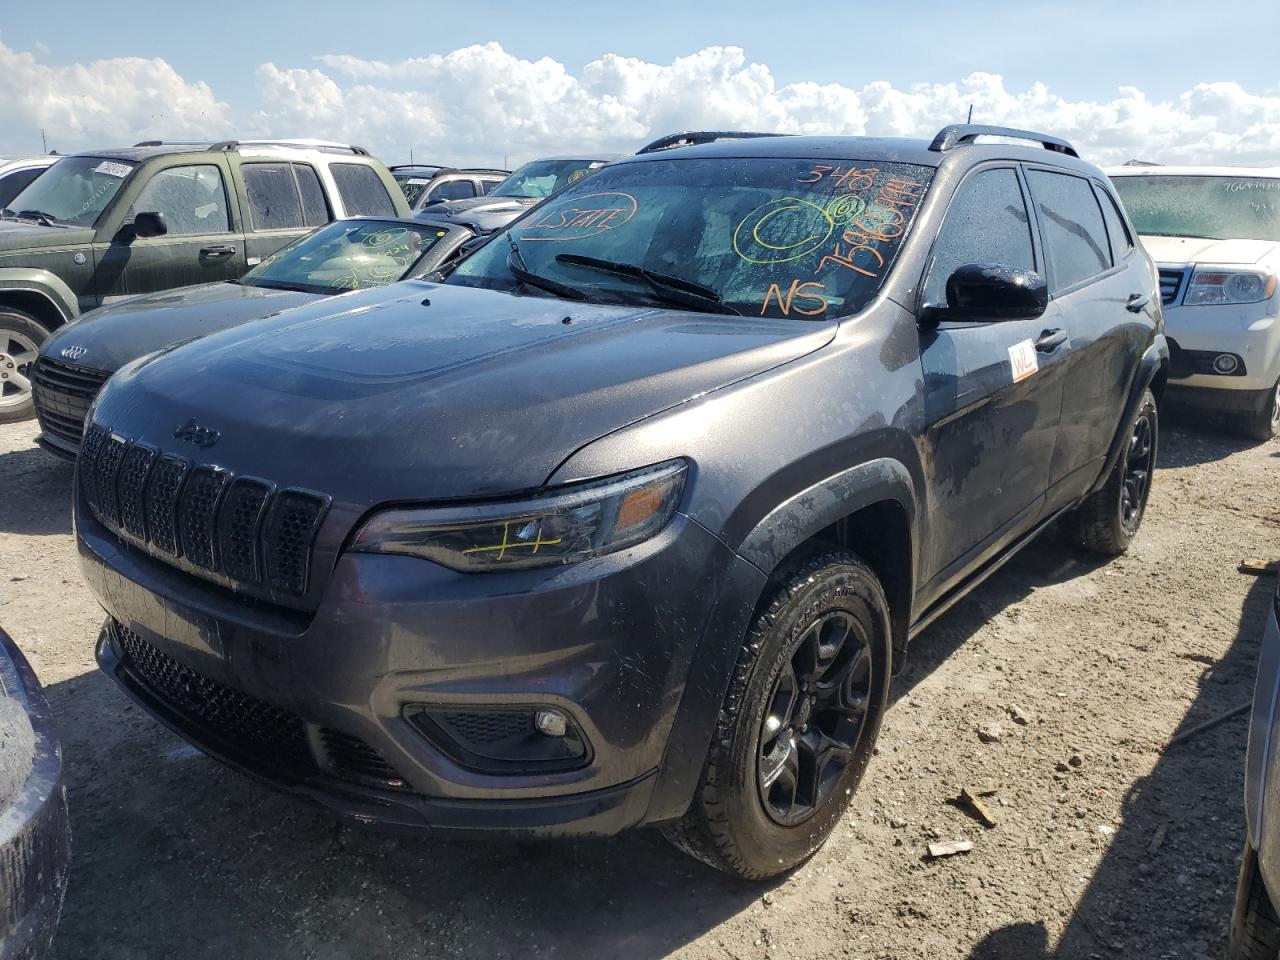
<box><xmin>112</xmin><ymin>621</ymin><xmax>411</xmax><ymax>792</ymax></box>
<box><xmin>112</xmin><ymin>621</ymin><xmax>315</xmax><ymax>772</ymax></box>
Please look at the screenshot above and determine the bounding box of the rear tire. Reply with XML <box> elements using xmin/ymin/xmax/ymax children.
<box><xmin>1237</xmin><ymin>377</ymin><xmax>1280</xmax><ymax>442</ymax></box>
<box><xmin>661</xmin><ymin>549</ymin><xmax>892</xmax><ymax>879</ymax></box>
<box><xmin>0</xmin><ymin>309</ymin><xmax>52</xmax><ymax>424</ymax></box>
<box><xmin>1062</xmin><ymin>388</ymin><xmax>1157</xmax><ymax>556</ymax></box>
<box><xmin>1228</xmin><ymin>843</ymin><xmax>1280</xmax><ymax>960</ymax></box>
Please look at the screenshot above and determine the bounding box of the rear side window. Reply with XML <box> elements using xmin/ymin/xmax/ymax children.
<box><xmin>132</xmin><ymin>164</ymin><xmax>230</xmax><ymax>236</ymax></box>
<box><xmin>244</xmin><ymin>163</ymin><xmax>329</xmax><ymax>231</ymax></box>
<box><xmin>480</xmin><ymin>178</ymin><xmax>503</xmax><ymax>195</ymax></box>
<box><xmin>922</xmin><ymin>167</ymin><xmax>1035</xmax><ymax>308</ymax></box>
<box><xmin>244</xmin><ymin>163</ymin><xmax>303</xmax><ymax>230</ymax></box>
<box><xmin>331</xmin><ymin>163</ymin><xmax>397</xmax><ymax>216</ymax></box>
<box><xmin>1094</xmin><ymin>183</ymin><xmax>1133</xmax><ymax>264</ymax></box>
<box><xmin>1026</xmin><ymin>170</ymin><xmax>1111</xmax><ymax>292</ymax></box>
<box><xmin>429</xmin><ymin>180</ymin><xmax>476</xmax><ymax>203</ymax></box>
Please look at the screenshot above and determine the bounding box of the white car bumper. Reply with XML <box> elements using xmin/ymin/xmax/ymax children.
<box><xmin>1159</xmin><ymin>264</ymin><xmax>1280</xmax><ymax>395</ymax></box>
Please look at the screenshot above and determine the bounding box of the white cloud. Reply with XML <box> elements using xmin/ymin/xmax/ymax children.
<box><xmin>3</xmin><ymin>38</ymin><xmax>1280</xmax><ymax>169</ymax></box>
<box><xmin>0</xmin><ymin>37</ymin><xmax>231</xmax><ymax>153</ymax></box>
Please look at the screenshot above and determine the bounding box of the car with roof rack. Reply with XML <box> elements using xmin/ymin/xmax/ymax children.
<box><xmin>30</xmin><ymin>215</ymin><xmax>473</xmax><ymax>460</ymax></box>
<box><xmin>423</xmin><ymin>153</ymin><xmax>624</xmax><ymax>234</ymax></box>
<box><xmin>390</xmin><ymin>165</ymin><xmax>510</xmax><ymax>212</ymax></box>
<box><xmin>1108</xmin><ymin>164</ymin><xmax>1280</xmax><ymax>440</ymax></box>
<box><xmin>0</xmin><ymin>138</ymin><xmax>409</xmax><ymax>423</ymax></box>
<box><xmin>78</xmin><ymin>124</ymin><xmax>1164</xmax><ymax>879</ymax></box>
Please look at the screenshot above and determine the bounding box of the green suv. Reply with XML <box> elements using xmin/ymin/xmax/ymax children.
<box><xmin>0</xmin><ymin>139</ymin><xmax>408</xmax><ymax>422</ymax></box>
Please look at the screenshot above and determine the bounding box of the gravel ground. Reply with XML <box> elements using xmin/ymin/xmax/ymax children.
<box><xmin>0</xmin><ymin>414</ymin><xmax>1275</xmax><ymax>960</ymax></box>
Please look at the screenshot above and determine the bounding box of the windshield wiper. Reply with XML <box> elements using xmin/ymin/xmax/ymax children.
<box><xmin>554</xmin><ymin>254</ymin><xmax>741</xmax><ymax>315</ymax></box>
<box><xmin>6</xmin><ymin>209</ymin><xmax>65</xmax><ymax>227</ymax></box>
<box><xmin>505</xmin><ymin>235</ymin><xmax>597</xmax><ymax>302</ymax></box>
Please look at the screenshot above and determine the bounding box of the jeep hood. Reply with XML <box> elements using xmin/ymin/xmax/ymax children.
<box><xmin>42</xmin><ymin>281</ymin><xmax>320</xmax><ymax>373</ymax></box>
<box><xmin>0</xmin><ymin>220</ymin><xmax>95</xmax><ymax>254</ymax></box>
<box><xmin>93</xmin><ymin>281</ymin><xmax>834</xmax><ymax>504</ymax></box>
<box><xmin>1140</xmin><ymin>234</ymin><xmax>1280</xmax><ymax>266</ymax></box>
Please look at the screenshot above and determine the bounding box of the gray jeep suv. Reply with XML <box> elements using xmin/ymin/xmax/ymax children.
<box><xmin>75</xmin><ymin>126</ymin><xmax>1167</xmax><ymax>879</ymax></box>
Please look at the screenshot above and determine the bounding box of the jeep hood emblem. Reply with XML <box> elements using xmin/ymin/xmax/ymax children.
<box><xmin>174</xmin><ymin>418</ymin><xmax>220</xmax><ymax>449</ymax></box>
<box><xmin>60</xmin><ymin>345</ymin><xmax>88</xmax><ymax>361</ymax></box>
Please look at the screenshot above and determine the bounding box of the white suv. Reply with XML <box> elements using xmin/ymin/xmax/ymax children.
<box><xmin>1108</xmin><ymin>165</ymin><xmax>1280</xmax><ymax>439</ymax></box>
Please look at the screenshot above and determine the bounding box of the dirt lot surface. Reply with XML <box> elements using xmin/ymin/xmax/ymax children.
<box><xmin>0</xmin><ymin>415</ymin><xmax>1276</xmax><ymax>960</ymax></box>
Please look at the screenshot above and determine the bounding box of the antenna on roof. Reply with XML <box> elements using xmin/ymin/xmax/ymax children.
<box><xmin>966</xmin><ymin>104</ymin><xmax>974</xmax><ymax>124</ymax></box>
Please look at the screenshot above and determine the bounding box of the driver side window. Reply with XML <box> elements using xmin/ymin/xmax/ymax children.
<box><xmin>922</xmin><ymin>168</ymin><xmax>1035</xmax><ymax>309</ymax></box>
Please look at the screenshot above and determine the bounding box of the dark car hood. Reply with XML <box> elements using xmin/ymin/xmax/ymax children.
<box><xmin>0</xmin><ymin>220</ymin><xmax>95</xmax><ymax>254</ymax></box>
<box><xmin>425</xmin><ymin>195</ymin><xmax>542</xmax><ymax>233</ymax></box>
<box><xmin>41</xmin><ymin>282</ymin><xmax>320</xmax><ymax>373</ymax></box>
<box><xmin>94</xmin><ymin>281</ymin><xmax>835</xmax><ymax>505</ymax></box>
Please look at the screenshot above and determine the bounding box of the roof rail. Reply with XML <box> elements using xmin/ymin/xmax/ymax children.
<box><xmin>928</xmin><ymin>124</ymin><xmax>1078</xmax><ymax>158</ymax></box>
<box><xmin>636</xmin><ymin>131</ymin><xmax>786</xmax><ymax>155</ymax></box>
<box><xmin>390</xmin><ymin>165</ymin><xmax>512</xmax><ymax>178</ymax></box>
<box><xmin>134</xmin><ymin>139</ymin><xmax>370</xmax><ymax>156</ymax></box>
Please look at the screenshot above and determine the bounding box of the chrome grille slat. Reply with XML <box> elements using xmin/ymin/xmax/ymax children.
<box><xmin>1158</xmin><ymin>267</ymin><xmax>1186</xmax><ymax>306</ymax></box>
<box><xmin>31</xmin><ymin>358</ymin><xmax>111</xmax><ymax>450</ymax></box>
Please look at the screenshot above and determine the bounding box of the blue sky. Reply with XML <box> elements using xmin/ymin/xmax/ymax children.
<box><xmin>5</xmin><ymin>0</ymin><xmax>1272</xmax><ymax>110</ymax></box>
<box><xmin>1</xmin><ymin>0</ymin><xmax>1278</xmax><ymax>166</ymax></box>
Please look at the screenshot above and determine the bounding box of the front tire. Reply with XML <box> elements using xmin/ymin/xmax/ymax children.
<box><xmin>1062</xmin><ymin>388</ymin><xmax>1158</xmax><ymax>556</ymax></box>
<box><xmin>662</xmin><ymin>549</ymin><xmax>892</xmax><ymax>879</ymax></box>
<box><xmin>0</xmin><ymin>309</ymin><xmax>52</xmax><ymax>424</ymax></box>
<box><xmin>1228</xmin><ymin>843</ymin><xmax>1280</xmax><ymax>960</ymax></box>
<box><xmin>1238</xmin><ymin>377</ymin><xmax>1280</xmax><ymax>443</ymax></box>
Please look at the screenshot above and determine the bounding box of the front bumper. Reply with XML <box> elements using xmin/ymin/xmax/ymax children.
<box><xmin>0</xmin><ymin>629</ymin><xmax>70</xmax><ymax>960</ymax></box>
<box><xmin>1245</xmin><ymin>582</ymin><xmax>1280</xmax><ymax>897</ymax></box>
<box><xmin>79</xmin><ymin>487</ymin><xmax>746</xmax><ymax>837</ymax></box>
<box><xmin>1159</xmin><ymin>287</ymin><xmax>1280</xmax><ymax>394</ymax></box>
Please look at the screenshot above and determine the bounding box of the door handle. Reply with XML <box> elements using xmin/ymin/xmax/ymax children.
<box><xmin>1034</xmin><ymin>329</ymin><xmax>1068</xmax><ymax>353</ymax></box>
<box><xmin>200</xmin><ymin>244</ymin><xmax>236</xmax><ymax>259</ymax></box>
<box><xmin>1126</xmin><ymin>292</ymin><xmax>1150</xmax><ymax>313</ymax></box>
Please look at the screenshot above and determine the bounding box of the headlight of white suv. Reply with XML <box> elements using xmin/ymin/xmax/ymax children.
<box><xmin>1185</xmin><ymin>267</ymin><xmax>1277</xmax><ymax>305</ymax></box>
<box><xmin>350</xmin><ymin>460</ymin><xmax>687</xmax><ymax>572</ymax></box>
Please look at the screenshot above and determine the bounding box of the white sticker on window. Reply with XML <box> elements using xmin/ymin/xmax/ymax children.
<box><xmin>93</xmin><ymin>161</ymin><xmax>134</xmax><ymax>178</ymax></box>
<box><xmin>1009</xmin><ymin>339</ymin><xmax>1039</xmax><ymax>383</ymax></box>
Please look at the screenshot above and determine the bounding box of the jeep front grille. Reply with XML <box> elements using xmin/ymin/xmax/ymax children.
<box><xmin>1158</xmin><ymin>267</ymin><xmax>1187</xmax><ymax>306</ymax></box>
<box><xmin>31</xmin><ymin>357</ymin><xmax>111</xmax><ymax>451</ymax></box>
<box><xmin>81</xmin><ymin>422</ymin><xmax>329</xmax><ymax>601</ymax></box>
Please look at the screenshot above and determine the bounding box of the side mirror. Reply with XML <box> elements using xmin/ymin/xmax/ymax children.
<box><xmin>926</xmin><ymin>262</ymin><xmax>1048</xmax><ymax>324</ymax></box>
<box><xmin>130</xmin><ymin>211</ymin><xmax>168</xmax><ymax>239</ymax></box>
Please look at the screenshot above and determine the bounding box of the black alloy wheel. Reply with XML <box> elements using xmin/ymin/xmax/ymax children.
<box><xmin>757</xmin><ymin>611</ymin><xmax>873</xmax><ymax>826</ymax></box>
<box><xmin>1120</xmin><ymin>402</ymin><xmax>1156</xmax><ymax>535</ymax></box>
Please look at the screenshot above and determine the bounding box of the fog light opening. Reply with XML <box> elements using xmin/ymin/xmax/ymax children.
<box><xmin>1213</xmin><ymin>354</ymin><xmax>1240</xmax><ymax>375</ymax></box>
<box><xmin>534</xmin><ymin>708</ymin><xmax>569</xmax><ymax>738</ymax></box>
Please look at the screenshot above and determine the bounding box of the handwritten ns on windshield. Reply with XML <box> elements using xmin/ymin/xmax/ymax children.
<box><xmin>519</xmin><ymin>192</ymin><xmax>639</xmax><ymax>241</ymax></box>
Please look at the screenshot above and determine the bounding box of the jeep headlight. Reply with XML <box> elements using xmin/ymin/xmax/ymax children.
<box><xmin>351</xmin><ymin>461</ymin><xmax>687</xmax><ymax>572</ymax></box>
<box><xmin>1185</xmin><ymin>267</ymin><xmax>1277</xmax><ymax>305</ymax></box>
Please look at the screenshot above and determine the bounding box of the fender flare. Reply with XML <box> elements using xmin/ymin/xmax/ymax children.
<box><xmin>1089</xmin><ymin>334</ymin><xmax>1169</xmax><ymax>495</ymax></box>
<box><xmin>0</xmin><ymin>270</ymin><xmax>79</xmax><ymax>325</ymax></box>
<box><xmin>735</xmin><ymin>457</ymin><xmax>919</xmax><ymax>577</ymax></box>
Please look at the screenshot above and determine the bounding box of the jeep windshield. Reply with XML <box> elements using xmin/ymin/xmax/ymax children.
<box><xmin>1112</xmin><ymin>175</ymin><xmax>1280</xmax><ymax>243</ymax></box>
<box><xmin>239</xmin><ymin>218</ymin><xmax>451</xmax><ymax>295</ymax></box>
<box><xmin>487</xmin><ymin>159</ymin><xmax>609</xmax><ymax>199</ymax></box>
<box><xmin>449</xmin><ymin>157</ymin><xmax>933</xmax><ymax>319</ymax></box>
<box><xmin>3</xmin><ymin>156</ymin><xmax>136</xmax><ymax>227</ymax></box>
